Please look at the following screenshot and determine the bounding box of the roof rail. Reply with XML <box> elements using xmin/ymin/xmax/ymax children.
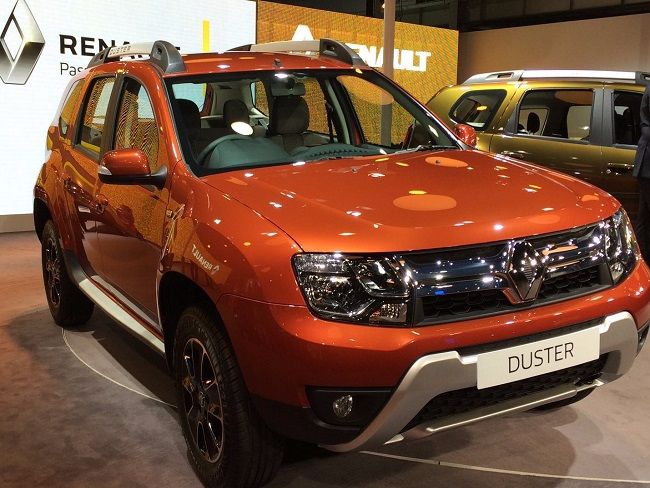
<box><xmin>464</xmin><ymin>69</ymin><xmax>650</xmax><ymax>85</ymax></box>
<box><xmin>228</xmin><ymin>38</ymin><xmax>366</xmax><ymax>67</ymax></box>
<box><xmin>87</xmin><ymin>40</ymin><xmax>185</xmax><ymax>74</ymax></box>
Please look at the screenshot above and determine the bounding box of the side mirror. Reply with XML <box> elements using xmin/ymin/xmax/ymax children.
<box><xmin>99</xmin><ymin>148</ymin><xmax>166</xmax><ymax>189</ymax></box>
<box><xmin>454</xmin><ymin>123</ymin><xmax>477</xmax><ymax>148</ymax></box>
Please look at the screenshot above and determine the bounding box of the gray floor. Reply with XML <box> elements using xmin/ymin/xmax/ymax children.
<box><xmin>2</xmin><ymin>231</ymin><xmax>650</xmax><ymax>487</ymax></box>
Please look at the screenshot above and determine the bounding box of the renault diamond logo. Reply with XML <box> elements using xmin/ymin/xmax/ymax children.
<box><xmin>503</xmin><ymin>240</ymin><xmax>546</xmax><ymax>303</ymax></box>
<box><xmin>0</xmin><ymin>0</ymin><xmax>45</xmax><ymax>84</ymax></box>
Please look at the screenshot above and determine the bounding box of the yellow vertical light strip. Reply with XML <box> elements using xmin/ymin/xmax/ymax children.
<box><xmin>202</xmin><ymin>20</ymin><xmax>210</xmax><ymax>52</ymax></box>
<box><xmin>202</xmin><ymin>20</ymin><xmax>210</xmax><ymax>98</ymax></box>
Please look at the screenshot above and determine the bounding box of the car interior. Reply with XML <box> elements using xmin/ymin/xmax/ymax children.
<box><xmin>169</xmin><ymin>71</ymin><xmax>455</xmax><ymax>173</ymax></box>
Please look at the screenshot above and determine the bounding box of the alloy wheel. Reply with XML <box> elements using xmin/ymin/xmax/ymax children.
<box><xmin>44</xmin><ymin>237</ymin><xmax>62</xmax><ymax>308</ymax></box>
<box><xmin>181</xmin><ymin>338</ymin><xmax>224</xmax><ymax>463</ymax></box>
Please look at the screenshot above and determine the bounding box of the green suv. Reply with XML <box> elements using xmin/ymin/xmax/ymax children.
<box><xmin>427</xmin><ymin>70</ymin><xmax>650</xmax><ymax>220</ymax></box>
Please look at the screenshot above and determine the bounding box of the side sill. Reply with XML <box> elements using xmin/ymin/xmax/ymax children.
<box><xmin>63</xmin><ymin>250</ymin><xmax>166</xmax><ymax>355</ymax></box>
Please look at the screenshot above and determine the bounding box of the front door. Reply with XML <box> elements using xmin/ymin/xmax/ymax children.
<box><xmin>490</xmin><ymin>87</ymin><xmax>605</xmax><ymax>190</ymax></box>
<box><xmin>96</xmin><ymin>75</ymin><xmax>169</xmax><ymax>321</ymax></box>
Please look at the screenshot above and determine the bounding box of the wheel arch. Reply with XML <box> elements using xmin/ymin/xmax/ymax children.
<box><xmin>33</xmin><ymin>197</ymin><xmax>52</xmax><ymax>242</ymax></box>
<box><xmin>158</xmin><ymin>270</ymin><xmax>227</xmax><ymax>370</ymax></box>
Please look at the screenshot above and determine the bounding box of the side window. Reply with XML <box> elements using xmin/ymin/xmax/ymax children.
<box><xmin>59</xmin><ymin>80</ymin><xmax>84</xmax><ymax>138</ymax></box>
<box><xmin>172</xmin><ymin>83</ymin><xmax>209</xmax><ymax>113</ymax></box>
<box><xmin>78</xmin><ymin>77</ymin><xmax>115</xmax><ymax>155</ymax></box>
<box><xmin>449</xmin><ymin>89</ymin><xmax>505</xmax><ymax>131</ymax></box>
<box><xmin>338</xmin><ymin>75</ymin><xmax>416</xmax><ymax>147</ymax></box>
<box><xmin>114</xmin><ymin>78</ymin><xmax>159</xmax><ymax>169</ymax></box>
<box><xmin>613</xmin><ymin>91</ymin><xmax>642</xmax><ymax>146</ymax></box>
<box><xmin>517</xmin><ymin>90</ymin><xmax>593</xmax><ymax>142</ymax></box>
<box><xmin>252</xmin><ymin>81</ymin><xmax>269</xmax><ymax>116</ymax></box>
<box><xmin>299</xmin><ymin>78</ymin><xmax>330</xmax><ymax>136</ymax></box>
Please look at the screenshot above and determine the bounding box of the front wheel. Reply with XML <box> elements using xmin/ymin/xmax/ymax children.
<box><xmin>174</xmin><ymin>306</ymin><xmax>283</xmax><ymax>488</ymax></box>
<box><xmin>41</xmin><ymin>220</ymin><xmax>94</xmax><ymax>327</ymax></box>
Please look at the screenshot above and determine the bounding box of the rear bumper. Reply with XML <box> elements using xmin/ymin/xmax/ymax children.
<box><xmin>322</xmin><ymin>311</ymin><xmax>641</xmax><ymax>452</ymax></box>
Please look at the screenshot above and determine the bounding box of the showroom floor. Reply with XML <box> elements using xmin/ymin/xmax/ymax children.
<box><xmin>2</xmin><ymin>231</ymin><xmax>650</xmax><ymax>488</ymax></box>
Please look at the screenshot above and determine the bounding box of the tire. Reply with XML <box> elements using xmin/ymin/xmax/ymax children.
<box><xmin>534</xmin><ymin>388</ymin><xmax>594</xmax><ymax>411</ymax></box>
<box><xmin>173</xmin><ymin>306</ymin><xmax>284</xmax><ymax>488</ymax></box>
<box><xmin>41</xmin><ymin>220</ymin><xmax>94</xmax><ymax>327</ymax></box>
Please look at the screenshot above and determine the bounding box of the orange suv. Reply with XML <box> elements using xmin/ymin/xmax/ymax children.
<box><xmin>34</xmin><ymin>40</ymin><xmax>650</xmax><ymax>488</ymax></box>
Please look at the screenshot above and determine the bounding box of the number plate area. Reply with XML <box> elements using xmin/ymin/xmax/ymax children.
<box><xmin>476</xmin><ymin>327</ymin><xmax>601</xmax><ymax>390</ymax></box>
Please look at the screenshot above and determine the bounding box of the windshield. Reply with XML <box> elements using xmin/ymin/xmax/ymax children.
<box><xmin>167</xmin><ymin>69</ymin><xmax>457</xmax><ymax>174</ymax></box>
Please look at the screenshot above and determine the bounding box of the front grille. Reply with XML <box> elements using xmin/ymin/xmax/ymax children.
<box><xmin>403</xmin><ymin>355</ymin><xmax>607</xmax><ymax>432</ymax></box>
<box><xmin>421</xmin><ymin>289</ymin><xmax>510</xmax><ymax>320</ymax></box>
<box><xmin>538</xmin><ymin>266</ymin><xmax>601</xmax><ymax>300</ymax></box>
<box><xmin>419</xmin><ymin>265</ymin><xmax>603</xmax><ymax>323</ymax></box>
<box><xmin>406</xmin><ymin>223</ymin><xmax>610</xmax><ymax>325</ymax></box>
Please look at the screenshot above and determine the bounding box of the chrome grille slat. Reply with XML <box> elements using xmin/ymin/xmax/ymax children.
<box><xmin>400</xmin><ymin>223</ymin><xmax>611</xmax><ymax>325</ymax></box>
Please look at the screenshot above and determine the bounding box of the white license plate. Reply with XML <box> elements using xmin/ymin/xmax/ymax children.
<box><xmin>476</xmin><ymin>327</ymin><xmax>601</xmax><ymax>390</ymax></box>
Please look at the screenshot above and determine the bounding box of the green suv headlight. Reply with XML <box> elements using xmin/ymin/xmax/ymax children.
<box><xmin>604</xmin><ymin>209</ymin><xmax>639</xmax><ymax>284</ymax></box>
<box><xmin>292</xmin><ymin>253</ymin><xmax>412</xmax><ymax>325</ymax></box>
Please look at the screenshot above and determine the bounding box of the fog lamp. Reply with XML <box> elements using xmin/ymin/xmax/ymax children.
<box><xmin>332</xmin><ymin>395</ymin><xmax>354</xmax><ymax>419</ymax></box>
<box><xmin>370</xmin><ymin>302</ymin><xmax>408</xmax><ymax>324</ymax></box>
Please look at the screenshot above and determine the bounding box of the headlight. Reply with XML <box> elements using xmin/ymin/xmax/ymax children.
<box><xmin>292</xmin><ymin>253</ymin><xmax>412</xmax><ymax>325</ymax></box>
<box><xmin>604</xmin><ymin>209</ymin><xmax>639</xmax><ymax>283</ymax></box>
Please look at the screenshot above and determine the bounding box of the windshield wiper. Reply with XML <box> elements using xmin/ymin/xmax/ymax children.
<box><xmin>392</xmin><ymin>144</ymin><xmax>460</xmax><ymax>155</ymax></box>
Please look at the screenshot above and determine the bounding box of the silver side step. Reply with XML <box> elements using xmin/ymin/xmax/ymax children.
<box><xmin>63</xmin><ymin>251</ymin><xmax>166</xmax><ymax>355</ymax></box>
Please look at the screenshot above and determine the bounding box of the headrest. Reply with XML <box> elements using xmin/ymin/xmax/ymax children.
<box><xmin>176</xmin><ymin>99</ymin><xmax>200</xmax><ymax>131</ymax></box>
<box><xmin>622</xmin><ymin>107</ymin><xmax>633</xmax><ymax>124</ymax></box>
<box><xmin>270</xmin><ymin>80</ymin><xmax>306</xmax><ymax>97</ymax></box>
<box><xmin>526</xmin><ymin>112</ymin><xmax>540</xmax><ymax>134</ymax></box>
<box><xmin>223</xmin><ymin>99</ymin><xmax>249</xmax><ymax>126</ymax></box>
<box><xmin>269</xmin><ymin>96</ymin><xmax>310</xmax><ymax>135</ymax></box>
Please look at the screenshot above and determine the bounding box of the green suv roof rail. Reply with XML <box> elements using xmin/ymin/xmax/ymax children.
<box><xmin>228</xmin><ymin>38</ymin><xmax>367</xmax><ymax>67</ymax></box>
<box><xmin>464</xmin><ymin>69</ymin><xmax>650</xmax><ymax>85</ymax></box>
<box><xmin>86</xmin><ymin>40</ymin><xmax>185</xmax><ymax>74</ymax></box>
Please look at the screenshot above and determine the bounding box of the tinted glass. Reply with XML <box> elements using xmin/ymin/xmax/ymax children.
<box><xmin>448</xmin><ymin>89</ymin><xmax>505</xmax><ymax>131</ymax></box>
<box><xmin>167</xmin><ymin>69</ymin><xmax>456</xmax><ymax>174</ymax></box>
<box><xmin>114</xmin><ymin>78</ymin><xmax>159</xmax><ymax>169</ymax></box>
<box><xmin>613</xmin><ymin>91</ymin><xmax>642</xmax><ymax>146</ymax></box>
<box><xmin>79</xmin><ymin>77</ymin><xmax>115</xmax><ymax>155</ymax></box>
<box><xmin>59</xmin><ymin>80</ymin><xmax>84</xmax><ymax>138</ymax></box>
<box><xmin>517</xmin><ymin>89</ymin><xmax>593</xmax><ymax>141</ymax></box>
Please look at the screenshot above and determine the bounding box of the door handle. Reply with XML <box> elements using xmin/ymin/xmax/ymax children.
<box><xmin>500</xmin><ymin>150</ymin><xmax>526</xmax><ymax>160</ymax></box>
<box><xmin>94</xmin><ymin>194</ymin><xmax>109</xmax><ymax>213</ymax></box>
<box><xmin>606</xmin><ymin>162</ymin><xmax>634</xmax><ymax>175</ymax></box>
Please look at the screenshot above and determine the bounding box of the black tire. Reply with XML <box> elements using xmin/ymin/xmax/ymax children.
<box><xmin>173</xmin><ymin>306</ymin><xmax>284</xmax><ymax>488</ymax></box>
<box><xmin>41</xmin><ymin>220</ymin><xmax>94</xmax><ymax>327</ymax></box>
<box><xmin>534</xmin><ymin>388</ymin><xmax>594</xmax><ymax>411</ymax></box>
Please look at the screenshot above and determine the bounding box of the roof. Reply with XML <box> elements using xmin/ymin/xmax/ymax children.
<box><xmin>86</xmin><ymin>39</ymin><xmax>368</xmax><ymax>78</ymax></box>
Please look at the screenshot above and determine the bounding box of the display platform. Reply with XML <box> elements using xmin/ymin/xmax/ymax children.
<box><xmin>2</xmin><ymin>232</ymin><xmax>650</xmax><ymax>488</ymax></box>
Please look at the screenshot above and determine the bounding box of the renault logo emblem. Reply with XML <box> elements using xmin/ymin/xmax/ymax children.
<box><xmin>0</xmin><ymin>0</ymin><xmax>45</xmax><ymax>85</ymax></box>
<box><xmin>502</xmin><ymin>240</ymin><xmax>546</xmax><ymax>304</ymax></box>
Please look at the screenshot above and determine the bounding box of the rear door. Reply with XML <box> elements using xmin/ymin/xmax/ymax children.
<box><xmin>600</xmin><ymin>87</ymin><xmax>642</xmax><ymax>219</ymax></box>
<box><xmin>64</xmin><ymin>75</ymin><xmax>118</xmax><ymax>275</ymax></box>
<box><xmin>96</xmin><ymin>73</ymin><xmax>169</xmax><ymax>320</ymax></box>
<box><xmin>489</xmin><ymin>86</ymin><xmax>605</xmax><ymax>189</ymax></box>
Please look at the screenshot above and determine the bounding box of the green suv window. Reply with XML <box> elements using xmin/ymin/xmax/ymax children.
<box><xmin>516</xmin><ymin>89</ymin><xmax>593</xmax><ymax>141</ymax></box>
<box><xmin>449</xmin><ymin>89</ymin><xmax>506</xmax><ymax>131</ymax></box>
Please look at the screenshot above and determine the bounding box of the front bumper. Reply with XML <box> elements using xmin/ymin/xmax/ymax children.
<box><xmin>322</xmin><ymin>311</ymin><xmax>640</xmax><ymax>452</ymax></box>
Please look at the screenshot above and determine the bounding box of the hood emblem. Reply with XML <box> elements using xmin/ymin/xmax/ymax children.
<box><xmin>502</xmin><ymin>240</ymin><xmax>546</xmax><ymax>304</ymax></box>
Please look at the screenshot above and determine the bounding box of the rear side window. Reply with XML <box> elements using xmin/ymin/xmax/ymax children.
<box><xmin>59</xmin><ymin>80</ymin><xmax>84</xmax><ymax>138</ymax></box>
<box><xmin>78</xmin><ymin>77</ymin><xmax>115</xmax><ymax>155</ymax></box>
<box><xmin>449</xmin><ymin>89</ymin><xmax>506</xmax><ymax>131</ymax></box>
<box><xmin>517</xmin><ymin>89</ymin><xmax>593</xmax><ymax>141</ymax></box>
<box><xmin>114</xmin><ymin>78</ymin><xmax>159</xmax><ymax>169</ymax></box>
<box><xmin>613</xmin><ymin>91</ymin><xmax>642</xmax><ymax>146</ymax></box>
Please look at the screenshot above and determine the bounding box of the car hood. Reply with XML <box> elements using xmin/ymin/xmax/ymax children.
<box><xmin>201</xmin><ymin>150</ymin><xmax>619</xmax><ymax>253</ymax></box>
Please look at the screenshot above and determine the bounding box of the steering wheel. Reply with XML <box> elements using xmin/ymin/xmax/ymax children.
<box><xmin>197</xmin><ymin>134</ymin><xmax>251</xmax><ymax>166</ymax></box>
